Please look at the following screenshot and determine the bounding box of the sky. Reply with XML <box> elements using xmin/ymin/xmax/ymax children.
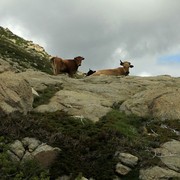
<box><xmin>0</xmin><ymin>0</ymin><xmax>180</xmax><ymax>77</ymax></box>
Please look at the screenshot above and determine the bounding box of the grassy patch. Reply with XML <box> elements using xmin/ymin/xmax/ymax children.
<box><xmin>98</xmin><ymin>110</ymin><xmax>146</xmax><ymax>140</ymax></box>
<box><xmin>0</xmin><ymin>27</ymin><xmax>52</xmax><ymax>74</ymax></box>
<box><xmin>0</xmin><ymin>109</ymin><xmax>179</xmax><ymax>179</ymax></box>
<box><xmin>33</xmin><ymin>84</ymin><xmax>63</xmax><ymax>108</ymax></box>
<box><xmin>145</xmin><ymin>119</ymin><xmax>180</xmax><ymax>146</ymax></box>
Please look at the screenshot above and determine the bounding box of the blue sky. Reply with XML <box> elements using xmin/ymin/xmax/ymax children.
<box><xmin>158</xmin><ymin>54</ymin><xmax>180</xmax><ymax>64</ymax></box>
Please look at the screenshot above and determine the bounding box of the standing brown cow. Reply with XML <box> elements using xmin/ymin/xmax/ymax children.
<box><xmin>50</xmin><ymin>56</ymin><xmax>85</xmax><ymax>77</ymax></box>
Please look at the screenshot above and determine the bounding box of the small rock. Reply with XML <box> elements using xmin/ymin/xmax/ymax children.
<box><xmin>9</xmin><ymin>140</ymin><xmax>25</xmax><ymax>159</ymax></box>
<box><xmin>22</xmin><ymin>137</ymin><xmax>41</xmax><ymax>152</ymax></box>
<box><xmin>115</xmin><ymin>163</ymin><xmax>131</xmax><ymax>175</ymax></box>
<box><xmin>8</xmin><ymin>138</ymin><xmax>61</xmax><ymax>168</ymax></box>
<box><xmin>31</xmin><ymin>87</ymin><xmax>39</xmax><ymax>97</ymax></box>
<box><xmin>118</xmin><ymin>152</ymin><xmax>138</xmax><ymax>166</ymax></box>
<box><xmin>21</xmin><ymin>151</ymin><xmax>33</xmax><ymax>162</ymax></box>
<box><xmin>7</xmin><ymin>150</ymin><xmax>20</xmax><ymax>161</ymax></box>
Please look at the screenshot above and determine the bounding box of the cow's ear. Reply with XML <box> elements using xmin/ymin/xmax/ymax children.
<box><xmin>74</xmin><ymin>57</ymin><xmax>78</xmax><ymax>60</ymax></box>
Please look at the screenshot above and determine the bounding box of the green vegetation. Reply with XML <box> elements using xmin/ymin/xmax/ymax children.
<box><xmin>0</xmin><ymin>136</ymin><xmax>50</xmax><ymax>180</ymax></box>
<box><xmin>0</xmin><ymin>26</ymin><xmax>52</xmax><ymax>74</ymax></box>
<box><xmin>0</xmin><ymin>26</ymin><xmax>179</xmax><ymax>179</ymax></box>
<box><xmin>0</xmin><ymin>27</ymin><xmax>27</xmax><ymax>46</ymax></box>
<box><xmin>33</xmin><ymin>84</ymin><xmax>63</xmax><ymax>108</ymax></box>
<box><xmin>0</xmin><ymin>109</ymin><xmax>179</xmax><ymax>179</ymax></box>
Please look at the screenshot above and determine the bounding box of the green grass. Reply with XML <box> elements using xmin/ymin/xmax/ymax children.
<box><xmin>0</xmin><ymin>27</ymin><xmax>27</xmax><ymax>46</ymax></box>
<box><xmin>98</xmin><ymin>110</ymin><xmax>145</xmax><ymax>140</ymax></box>
<box><xmin>0</xmin><ymin>27</ymin><xmax>52</xmax><ymax>74</ymax></box>
<box><xmin>33</xmin><ymin>84</ymin><xmax>63</xmax><ymax>108</ymax></box>
<box><xmin>0</xmin><ymin>108</ymin><xmax>179</xmax><ymax>179</ymax></box>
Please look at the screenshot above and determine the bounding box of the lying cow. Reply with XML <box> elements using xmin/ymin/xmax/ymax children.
<box><xmin>50</xmin><ymin>56</ymin><xmax>85</xmax><ymax>77</ymax></box>
<box><xmin>89</xmin><ymin>60</ymin><xmax>134</xmax><ymax>76</ymax></box>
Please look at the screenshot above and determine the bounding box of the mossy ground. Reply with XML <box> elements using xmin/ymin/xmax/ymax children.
<box><xmin>33</xmin><ymin>84</ymin><xmax>63</xmax><ymax>108</ymax></box>
<box><xmin>0</xmin><ymin>109</ymin><xmax>179</xmax><ymax>179</ymax></box>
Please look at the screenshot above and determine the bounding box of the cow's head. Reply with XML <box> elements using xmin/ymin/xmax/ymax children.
<box><xmin>74</xmin><ymin>56</ymin><xmax>85</xmax><ymax>66</ymax></box>
<box><xmin>120</xmin><ymin>60</ymin><xmax>134</xmax><ymax>68</ymax></box>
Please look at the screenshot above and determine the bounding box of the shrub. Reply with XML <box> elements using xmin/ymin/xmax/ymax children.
<box><xmin>0</xmin><ymin>109</ymin><xmax>178</xmax><ymax>179</ymax></box>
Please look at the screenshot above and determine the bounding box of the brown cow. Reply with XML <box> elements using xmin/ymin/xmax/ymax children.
<box><xmin>90</xmin><ymin>60</ymin><xmax>134</xmax><ymax>76</ymax></box>
<box><xmin>50</xmin><ymin>56</ymin><xmax>85</xmax><ymax>77</ymax></box>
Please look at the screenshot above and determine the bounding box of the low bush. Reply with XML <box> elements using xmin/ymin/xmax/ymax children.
<box><xmin>0</xmin><ymin>110</ymin><xmax>179</xmax><ymax>179</ymax></box>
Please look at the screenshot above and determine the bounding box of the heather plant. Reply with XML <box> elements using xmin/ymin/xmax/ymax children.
<box><xmin>0</xmin><ymin>109</ymin><xmax>179</xmax><ymax>179</ymax></box>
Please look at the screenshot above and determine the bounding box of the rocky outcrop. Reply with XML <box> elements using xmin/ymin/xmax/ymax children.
<box><xmin>120</xmin><ymin>86</ymin><xmax>180</xmax><ymax>120</ymax></box>
<box><xmin>18</xmin><ymin>70</ymin><xmax>180</xmax><ymax>122</ymax></box>
<box><xmin>139</xmin><ymin>140</ymin><xmax>180</xmax><ymax>180</ymax></box>
<box><xmin>139</xmin><ymin>166</ymin><xmax>180</xmax><ymax>180</ymax></box>
<box><xmin>153</xmin><ymin>140</ymin><xmax>180</xmax><ymax>171</ymax></box>
<box><xmin>8</xmin><ymin>137</ymin><xmax>61</xmax><ymax>168</ymax></box>
<box><xmin>0</xmin><ymin>71</ymin><xmax>33</xmax><ymax>116</ymax></box>
<box><xmin>0</xmin><ymin>26</ymin><xmax>51</xmax><ymax>74</ymax></box>
<box><xmin>0</xmin><ymin>58</ymin><xmax>16</xmax><ymax>73</ymax></box>
<box><xmin>25</xmin><ymin>41</ymin><xmax>49</xmax><ymax>57</ymax></box>
<box><xmin>0</xmin><ymin>68</ymin><xmax>179</xmax><ymax>179</ymax></box>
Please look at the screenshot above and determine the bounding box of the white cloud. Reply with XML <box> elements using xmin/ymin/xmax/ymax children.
<box><xmin>0</xmin><ymin>0</ymin><xmax>180</xmax><ymax>77</ymax></box>
<box><xmin>1</xmin><ymin>18</ymin><xmax>47</xmax><ymax>49</ymax></box>
<box><xmin>138</xmin><ymin>72</ymin><xmax>152</xmax><ymax>77</ymax></box>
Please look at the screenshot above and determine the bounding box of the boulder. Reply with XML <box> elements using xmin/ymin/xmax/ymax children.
<box><xmin>8</xmin><ymin>140</ymin><xmax>25</xmax><ymax>159</ymax></box>
<box><xmin>0</xmin><ymin>58</ymin><xmax>15</xmax><ymax>73</ymax></box>
<box><xmin>22</xmin><ymin>137</ymin><xmax>41</xmax><ymax>152</ymax></box>
<box><xmin>8</xmin><ymin>137</ymin><xmax>61</xmax><ymax>168</ymax></box>
<box><xmin>0</xmin><ymin>71</ymin><xmax>33</xmax><ymax>116</ymax></box>
<box><xmin>19</xmin><ymin>71</ymin><xmax>180</xmax><ymax>121</ymax></box>
<box><xmin>139</xmin><ymin>166</ymin><xmax>180</xmax><ymax>180</ymax></box>
<box><xmin>154</xmin><ymin>139</ymin><xmax>180</xmax><ymax>171</ymax></box>
<box><xmin>33</xmin><ymin>147</ymin><xmax>60</xmax><ymax>168</ymax></box>
<box><xmin>34</xmin><ymin>89</ymin><xmax>112</xmax><ymax>122</ymax></box>
<box><xmin>19</xmin><ymin>69</ymin><xmax>63</xmax><ymax>91</ymax></box>
<box><xmin>120</xmin><ymin>87</ymin><xmax>180</xmax><ymax>120</ymax></box>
